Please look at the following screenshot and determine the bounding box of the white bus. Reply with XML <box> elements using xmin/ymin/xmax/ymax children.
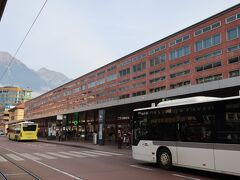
<box><xmin>132</xmin><ymin>96</ymin><xmax>240</xmax><ymax>176</ymax></box>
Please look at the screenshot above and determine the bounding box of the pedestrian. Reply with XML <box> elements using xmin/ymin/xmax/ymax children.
<box><xmin>117</xmin><ymin>129</ymin><xmax>122</xmax><ymax>149</ymax></box>
<box><xmin>58</xmin><ymin>130</ymin><xmax>62</xmax><ymax>141</ymax></box>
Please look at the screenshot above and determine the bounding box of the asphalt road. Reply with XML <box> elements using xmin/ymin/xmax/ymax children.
<box><xmin>0</xmin><ymin>137</ymin><xmax>238</xmax><ymax>180</ymax></box>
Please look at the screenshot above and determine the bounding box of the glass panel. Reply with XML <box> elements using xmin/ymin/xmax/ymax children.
<box><xmin>228</xmin><ymin>28</ymin><xmax>238</xmax><ymax>40</ymax></box>
<box><xmin>195</xmin><ymin>30</ymin><xmax>202</xmax><ymax>36</ymax></box>
<box><xmin>170</xmin><ymin>51</ymin><xmax>175</xmax><ymax>60</ymax></box>
<box><xmin>195</xmin><ymin>41</ymin><xmax>202</xmax><ymax>51</ymax></box>
<box><xmin>213</xmin><ymin>34</ymin><xmax>221</xmax><ymax>45</ymax></box>
<box><xmin>212</xmin><ymin>22</ymin><xmax>220</xmax><ymax>29</ymax></box>
<box><xmin>203</xmin><ymin>26</ymin><xmax>211</xmax><ymax>33</ymax></box>
<box><xmin>204</xmin><ymin>37</ymin><xmax>212</xmax><ymax>48</ymax></box>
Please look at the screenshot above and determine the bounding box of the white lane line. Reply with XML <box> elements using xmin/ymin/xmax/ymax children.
<box><xmin>47</xmin><ymin>152</ymin><xmax>72</xmax><ymax>158</ymax></box>
<box><xmin>6</xmin><ymin>154</ymin><xmax>24</xmax><ymax>161</ymax></box>
<box><xmin>130</xmin><ymin>165</ymin><xmax>154</xmax><ymax>171</ymax></box>
<box><xmin>0</xmin><ymin>145</ymin><xmax>83</xmax><ymax>180</ymax></box>
<box><xmin>172</xmin><ymin>174</ymin><xmax>201</xmax><ymax>180</ymax></box>
<box><xmin>81</xmin><ymin>151</ymin><xmax>111</xmax><ymax>156</ymax></box>
<box><xmin>92</xmin><ymin>150</ymin><xmax>123</xmax><ymax>156</ymax></box>
<box><xmin>20</xmin><ymin>153</ymin><xmax>42</xmax><ymax>161</ymax></box>
<box><xmin>0</xmin><ymin>156</ymin><xmax>7</xmax><ymax>162</ymax></box>
<box><xmin>70</xmin><ymin>151</ymin><xmax>99</xmax><ymax>157</ymax></box>
<box><xmin>5</xmin><ymin>173</ymin><xmax>28</xmax><ymax>176</ymax></box>
<box><xmin>33</xmin><ymin>153</ymin><xmax>57</xmax><ymax>159</ymax></box>
<box><xmin>59</xmin><ymin>152</ymin><xmax>86</xmax><ymax>158</ymax></box>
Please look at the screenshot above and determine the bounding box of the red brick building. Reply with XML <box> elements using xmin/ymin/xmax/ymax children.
<box><xmin>25</xmin><ymin>4</ymin><xmax>240</xmax><ymax>143</ymax></box>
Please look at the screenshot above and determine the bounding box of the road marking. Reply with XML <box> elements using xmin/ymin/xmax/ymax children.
<box><xmin>6</xmin><ymin>154</ymin><xmax>24</xmax><ymax>161</ymax></box>
<box><xmin>0</xmin><ymin>156</ymin><xmax>7</xmax><ymax>162</ymax></box>
<box><xmin>33</xmin><ymin>153</ymin><xmax>57</xmax><ymax>159</ymax></box>
<box><xmin>59</xmin><ymin>152</ymin><xmax>86</xmax><ymax>158</ymax></box>
<box><xmin>47</xmin><ymin>152</ymin><xmax>72</xmax><ymax>158</ymax></box>
<box><xmin>92</xmin><ymin>150</ymin><xmax>123</xmax><ymax>156</ymax></box>
<box><xmin>5</xmin><ymin>173</ymin><xmax>28</xmax><ymax>176</ymax></box>
<box><xmin>0</xmin><ymin>145</ymin><xmax>84</xmax><ymax>180</ymax></box>
<box><xmin>81</xmin><ymin>151</ymin><xmax>111</xmax><ymax>156</ymax></box>
<box><xmin>130</xmin><ymin>165</ymin><xmax>154</xmax><ymax>171</ymax></box>
<box><xmin>172</xmin><ymin>174</ymin><xmax>201</xmax><ymax>180</ymax></box>
<box><xmin>70</xmin><ymin>151</ymin><xmax>99</xmax><ymax>157</ymax></box>
<box><xmin>20</xmin><ymin>153</ymin><xmax>42</xmax><ymax>161</ymax></box>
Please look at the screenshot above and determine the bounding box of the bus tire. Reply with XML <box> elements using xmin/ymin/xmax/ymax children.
<box><xmin>157</xmin><ymin>148</ymin><xmax>172</xmax><ymax>170</ymax></box>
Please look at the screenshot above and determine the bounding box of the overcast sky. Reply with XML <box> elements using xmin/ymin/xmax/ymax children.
<box><xmin>0</xmin><ymin>0</ymin><xmax>239</xmax><ymax>79</ymax></box>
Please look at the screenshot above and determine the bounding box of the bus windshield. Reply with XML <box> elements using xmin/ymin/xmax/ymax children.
<box><xmin>22</xmin><ymin>125</ymin><xmax>37</xmax><ymax>131</ymax></box>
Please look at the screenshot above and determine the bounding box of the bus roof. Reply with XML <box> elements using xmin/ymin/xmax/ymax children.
<box><xmin>134</xmin><ymin>96</ymin><xmax>240</xmax><ymax>111</ymax></box>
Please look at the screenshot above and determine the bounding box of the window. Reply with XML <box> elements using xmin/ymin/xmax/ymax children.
<box><xmin>149</xmin><ymin>86</ymin><xmax>166</xmax><ymax>93</ymax></box>
<box><xmin>150</xmin><ymin>54</ymin><xmax>166</xmax><ymax>66</ymax></box>
<box><xmin>169</xmin><ymin>34</ymin><xmax>190</xmax><ymax>47</ymax></box>
<box><xmin>149</xmin><ymin>45</ymin><xmax>166</xmax><ymax>55</ymax></box>
<box><xmin>119</xmin><ymin>68</ymin><xmax>130</xmax><ymax>77</ymax></box>
<box><xmin>194</xmin><ymin>21</ymin><xmax>221</xmax><ymax>36</ymax></box>
<box><xmin>170</xmin><ymin>60</ymin><xmax>189</xmax><ymax>69</ymax></box>
<box><xmin>229</xmin><ymin>70</ymin><xmax>240</xmax><ymax>78</ymax></box>
<box><xmin>195</xmin><ymin>61</ymin><xmax>222</xmax><ymax>72</ymax></box>
<box><xmin>170</xmin><ymin>70</ymin><xmax>190</xmax><ymax>78</ymax></box>
<box><xmin>196</xmin><ymin>74</ymin><xmax>222</xmax><ymax>84</ymax></box>
<box><xmin>228</xmin><ymin>56</ymin><xmax>240</xmax><ymax>64</ymax></box>
<box><xmin>227</xmin><ymin>26</ymin><xmax>240</xmax><ymax>40</ymax></box>
<box><xmin>133</xmin><ymin>81</ymin><xmax>146</xmax><ymax>88</ymax></box>
<box><xmin>216</xmin><ymin>101</ymin><xmax>240</xmax><ymax>144</ymax></box>
<box><xmin>170</xmin><ymin>81</ymin><xmax>190</xmax><ymax>89</ymax></box>
<box><xmin>195</xmin><ymin>50</ymin><xmax>222</xmax><ymax>62</ymax></box>
<box><xmin>132</xmin><ymin>91</ymin><xmax>146</xmax><ymax>97</ymax></box>
<box><xmin>149</xmin><ymin>76</ymin><xmax>166</xmax><ymax>84</ymax></box>
<box><xmin>106</xmin><ymin>74</ymin><xmax>117</xmax><ymax>82</ymax></box>
<box><xmin>133</xmin><ymin>62</ymin><xmax>146</xmax><ymax>73</ymax></box>
<box><xmin>133</xmin><ymin>74</ymin><xmax>146</xmax><ymax>80</ymax></box>
<box><xmin>225</xmin><ymin>13</ymin><xmax>240</xmax><ymax>24</ymax></box>
<box><xmin>149</xmin><ymin>67</ymin><xmax>165</xmax><ymax>75</ymax></box>
<box><xmin>195</xmin><ymin>34</ymin><xmax>221</xmax><ymax>52</ymax></box>
<box><xmin>227</xmin><ymin>44</ymin><xmax>240</xmax><ymax>52</ymax></box>
<box><xmin>170</xmin><ymin>46</ymin><xmax>190</xmax><ymax>60</ymax></box>
<box><xmin>119</xmin><ymin>94</ymin><xmax>130</xmax><ymax>99</ymax></box>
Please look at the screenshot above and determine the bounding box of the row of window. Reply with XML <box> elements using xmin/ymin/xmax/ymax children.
<box><xmin>225</xmin><ymin>12</ymin><xmax>240</xmax><ymax>24</ymax></box>
<box><xmin>228</xmin><ymin>56</ymin><xmax>240</xmax><ymax>64</ymax></box>
<box><xmin>149</xmin><ymin>45</ymin><xmax>166</xmax><ymax>55</ymax></box>
<box><xmin>196</xmin><ymin>74</ymin><xmax>222</xmax><ymax>84</ymax></box>
<box><xmin>169</xmin><ymin>34</ymin><xmax>190</xmax><ymax>47</ymax></box>
<box><xmin>228</xmin><ymin>43</ymin><xmax>240</xmax><ymax>52</ymax></box>
<box><xmin>170</xmin><ymin>60</ymin><xmax>190</xmax><ymax>69</ymax></box>
<box><xmin>194</xmin><ymin>21</ymin><xmax>221</xmax><ymax>36</ymax></box>
<box><xmin>195</xmin><ymin>50</ymin><xmax>222</xmax><ymax>62</ymax></box>
<box><xmin>170</xmin><ymin>70</ymin><xmax>190</xmax><ymax>78</ymax></box>
<box><xmin>146</xmin><ymin>13</ymin><xmax>238</xmax><ymax>57</ymax></box>
<box><xmin>229</xmin><ymin>69</ymin><xmax>240</xmax><ymax>78</ymax></box>
<box><xmin>195</xmin><ymin>61</ymin><xmax>222</xmax><ymax>72</ymax></box>
<box><xmin>195</xmin><ymin>33</ymin><xmax>221</xmax><ymax>52</ymax></box>
<box><xmin>119</xmin><ymin>53</ymin><xmax>146</xmax><ymax>67</ymax></box>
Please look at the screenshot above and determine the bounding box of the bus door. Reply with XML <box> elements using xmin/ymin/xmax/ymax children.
<box><xmin>132</xmin><ymin>114</ymin><xmax>153</xmax><ymax>162</ymax></box>
<box><xmin>177</xmin><ymin>114</ymin><xmax>215</xmax><ymax>170</ymax></box>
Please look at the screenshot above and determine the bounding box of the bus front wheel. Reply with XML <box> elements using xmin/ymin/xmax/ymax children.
<box><xmin>157</xmin><ymin>148</ymin><xmax>172</xmax><ymax>170</ymax></box>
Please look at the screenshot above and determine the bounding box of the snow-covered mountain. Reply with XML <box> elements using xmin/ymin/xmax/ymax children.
<box><xmin>0</xmin><ymin>52</ymin><xmax>71</xmax><ymax>96</ymax></box>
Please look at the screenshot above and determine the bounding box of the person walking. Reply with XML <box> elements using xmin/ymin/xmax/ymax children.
<box><xmin>117</xmin><ymin>129</ymin><xmax>123</xmax><ymax>149</ymax></box>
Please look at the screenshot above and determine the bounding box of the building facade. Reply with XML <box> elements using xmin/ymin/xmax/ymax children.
<box><xmin>9</xmin><ymin>102</ymin><xmax>25</xmax><ymax>122</ymax></box>
<box><xmin>25</xmin><ymin>4</ymin><xmax>240</xmax><ymax>143</ymax></box>
<box><xmin>0</xmin><ymin>86</ymin><xmax>32</xmax><ymax>108</ymax></box>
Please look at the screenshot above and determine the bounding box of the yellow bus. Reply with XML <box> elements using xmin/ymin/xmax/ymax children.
<box><xmin>8</xmin><ymin>121</ymin><xmax>38</xmax><ymax>141</ymax></box>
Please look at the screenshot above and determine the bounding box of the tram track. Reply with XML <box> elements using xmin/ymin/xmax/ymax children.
<box><xmin>0</xmin><ymin>171</ymin><xmax>7</xmax><ymax>180</ymax></box>
<box><xmin>1</xmin><ymin>154</ymin><xmax>42</xmax><ymax>180</ymax></box>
